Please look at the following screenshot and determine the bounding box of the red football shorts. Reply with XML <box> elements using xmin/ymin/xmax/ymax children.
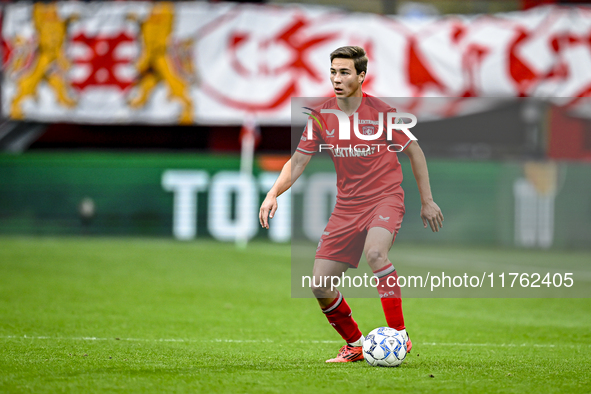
<box><xmin>315</xmin><ymin>194</ymin><xmax>405</xmax><ymax>268</ymax></box>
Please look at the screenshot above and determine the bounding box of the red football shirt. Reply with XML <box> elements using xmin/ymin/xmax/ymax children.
<box><xmin>296</xmin><ymin>93</ymin><xmax>412</xmax><ymax>206</ymax></box>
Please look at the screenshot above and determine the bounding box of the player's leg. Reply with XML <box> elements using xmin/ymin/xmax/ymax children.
<box><xmin>311</xmin><ymin>258</ymin><xmax>348</xmax><ymax>307</ymax></box>
<box><xmin>364</xmin><ymin>227</ymin><xmax>404</xmax><ymax>329</ymax></box>
<box><xmin>311</xmin><ymin>258</ymin><xmax>363</xmax><ymax>344</ymax></box>
<box><xmin>314</xmin><ymin>204</ymin><xmax>367</xmax><ymax>362</ymax></box>
<box><xmin>312</xmin><ymin>258</ymin><xmax>364</xmax><ymax>362</ymax></box>
<box><xmin>364</xmin><ymin>226</ymin><xmax>412</xmax><ymax>352</ymax></box>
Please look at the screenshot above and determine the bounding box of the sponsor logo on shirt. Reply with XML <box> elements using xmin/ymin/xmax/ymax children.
<box><xmin>378</xmin><ymin>215</ymin><xmax>390</xmax><ymax>222</ymax></box>
<box><xmin>326</xmin><ymin>129</ymin><xmax>335</xmax><ymax>138</ymax></box>
<box><xmin>319</xmin><ymin>143</ymin><xmax>406</xmax><ymax>155</ymax></box>
<box><xmin>333</xmin><ymin>146</ymin><xmax>375</xmax><ymax>157</ymax></box>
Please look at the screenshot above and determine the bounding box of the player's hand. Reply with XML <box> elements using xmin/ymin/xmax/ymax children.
<box><xmin>259</xmin><ymin>194</ymin><xmax>278</xmax><ymax>230</ymax></box>
<box><xmin>421</xmin><ymin>200</ymin><xmax>444</xmax><ymax>232</ymax></box>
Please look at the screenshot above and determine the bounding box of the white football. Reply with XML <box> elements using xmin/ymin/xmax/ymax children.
<box><xmin>362</xmin><ymin>327</ymin><xmax>407</xmax><ymax>367</ymax></box>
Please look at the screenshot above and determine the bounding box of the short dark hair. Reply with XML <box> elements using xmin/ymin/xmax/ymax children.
<box><xmin>330</xmin><ymin>46</ymin><xmax>368</xmax><ymax>76</ymax></box>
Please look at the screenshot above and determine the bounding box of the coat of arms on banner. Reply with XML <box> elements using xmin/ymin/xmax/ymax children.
<box><xmin>6</xmin><ymin>3</ymin><xmax>79</xmax><ymax>120</ymax></box>
<box><xmin>3</xmin><ymin>2</ymin><xmax>197</xmax><ymax>125</ymax></box>
<box><xmin>126</xmin><ymin>2</ymin><xmax>196</xmax><ymax>124</ymax></box>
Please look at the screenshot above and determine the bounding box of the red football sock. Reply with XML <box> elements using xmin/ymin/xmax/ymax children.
<box><xmin>322</xmin><ymin>292</ymin><xmax>363</xmax><ymax>344</ymax></box>
<box><xmin>373</xmin><ymin>263</ymin><xmax>405</xmax><ymax>331</ymax></box>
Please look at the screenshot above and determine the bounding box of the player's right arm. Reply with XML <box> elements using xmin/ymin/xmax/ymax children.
<box><xmin>259</xmin><ymin>151</ymin><xmax>311</xmax><ymax>229</ymax></box>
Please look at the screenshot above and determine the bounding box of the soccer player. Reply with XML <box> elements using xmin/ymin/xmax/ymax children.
<box><xmin>259</xmin><ymin>46</ymin><xmax>443</xmax><ymax>363</ymax></box>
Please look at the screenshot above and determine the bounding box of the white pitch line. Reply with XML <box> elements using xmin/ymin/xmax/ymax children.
<box><xmin>420</xmin><ymin>342</ymin><xmax>563</xmax><ymax>348</ymax></box>
<box><xmin>1</xmin><ymin>335</ymin><xmax>589</xmax><ymax>348</ymax></box>
<box><xmin>0</xmin><ymin>336</ymin><xmax>340</xmax><ymax>344</ymax></box>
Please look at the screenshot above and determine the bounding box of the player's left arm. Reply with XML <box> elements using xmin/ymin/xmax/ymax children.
<box><xmin>402</xmin><ymin>141</ymin><xmax>444</xmax><ymax>232</ymax></box>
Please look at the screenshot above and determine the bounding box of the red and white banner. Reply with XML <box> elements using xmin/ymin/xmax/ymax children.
<box><xmin>2</xmin><ymin>2</ymin><xmax>591</xmax><ymax>125</ymax></box>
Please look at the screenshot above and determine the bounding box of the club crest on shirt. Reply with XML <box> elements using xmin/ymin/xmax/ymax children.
<box><xmin>362</xmin><ymin>125</ymin><xmax>375</xmax><ymax>136</ymax></box>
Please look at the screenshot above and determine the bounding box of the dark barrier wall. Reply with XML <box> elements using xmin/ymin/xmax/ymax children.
<box><xmin>0</xmin><ymin>153</ymin><xmax>590</xmax><ymax>249</ymax></box>
<box><xmin>0</xmin><ymin>153</ymin><xmax>240</xmax><ymax>237</ymax></box>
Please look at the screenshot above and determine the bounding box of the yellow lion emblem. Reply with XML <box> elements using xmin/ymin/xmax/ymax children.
<box><xmin>127</xmin><ymin>2</ymin><xmax>196</xmax><ymax>125</ymax></box>
<box><xmin>10</xmin><ymin>3</ymin><xmax>78</xmax><ymax>119</ymax></box>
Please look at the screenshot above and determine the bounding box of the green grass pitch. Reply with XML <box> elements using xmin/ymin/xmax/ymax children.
<box><xmin>1</xmin><ymin>236</ymin><xmax>590</xmax><ymax>393</ymax></box>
